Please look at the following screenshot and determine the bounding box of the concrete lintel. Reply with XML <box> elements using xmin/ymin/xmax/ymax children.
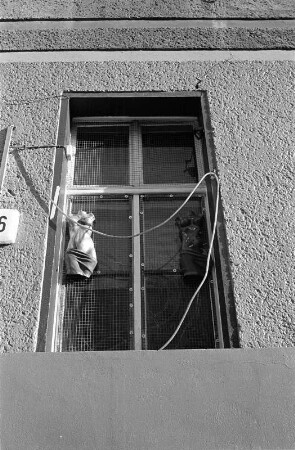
<box><xmin>0</xmin><ymin>0</ymin><xmax>295</xmax><ymax>20</ymax></box>
<box><xmin>0</xmin><ymin>19</ymin><xmax>295</xmax><ymax>31</ymax></box>
<box><xmin>0</xmin><ymin>22</ymin><xmax>294</xmax><ymax>52</ymax></box>
<box><xmin>0</xmin><ymin>50</ymin><xmax>294</xmax><ymax>63</ymax></box>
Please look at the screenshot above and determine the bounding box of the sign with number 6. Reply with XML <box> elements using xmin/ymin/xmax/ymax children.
<box><xmin>0</xmin><ymin>209</ymin><xmax>20</xmax><ymax>244</ymax></box>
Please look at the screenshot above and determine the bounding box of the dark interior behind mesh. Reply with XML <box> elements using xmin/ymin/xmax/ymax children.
<box><xmin>141</xmin><ymin>195</ymin><xmax>216</xmax><ymax>350</ymax></box>
<box><xmin>142</xmin><ymin>125</ymin><xmax>198</xmax><ymax>184</ymax></box>
<box><xmin>61</xmin><ymin>196</ymin><xmax>133</xmax><ymax>351</ymax></box>
<box><xmin>74</xmin><ymin>126</ymin><xmax>129</xmax><ymax>186</ymax></box>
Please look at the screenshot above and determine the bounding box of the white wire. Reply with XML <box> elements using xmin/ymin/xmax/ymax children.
<box><xmin>159</xmin><ymin>174</ymin><xmax>219</xmax><ymax>350</ymax></box>
<box><xmin>9</xmin><ymin>121</ymin><xmax>221</xmax><ymax>350</ymax></box>
<box><xmin>50</xmin><ymin>171</ymin><xmax>219</xmax><ymax>351</ymax></box>
<box><xmin>51</xmin><ymin>172</ymin><xmax>218</xmax><ymax>239</ymax></box>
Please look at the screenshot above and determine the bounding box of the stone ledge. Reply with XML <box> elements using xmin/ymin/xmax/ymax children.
<box><xmin>1</xmin><ymin>349</ymin><xmax>295</xmax><ymax>450</ymax></box>
<box><xmin>0</xmin><ymin>26</ymin><xmax>294</xmax><ymax>51</ymax></box>
<box><xmin>0</xmin><ymin>0</ymin><xmax>294</xmax><ymax>20</ymax></box>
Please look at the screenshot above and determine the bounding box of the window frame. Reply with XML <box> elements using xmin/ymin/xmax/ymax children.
<box><xmin>42</xmin><ymin>92</ymin><xmax>231</xmax><ymax>352</ymax></box>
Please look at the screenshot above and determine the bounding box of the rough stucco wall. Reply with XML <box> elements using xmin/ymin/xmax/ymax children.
<box><xmin>0</xmin><ymin>58</ymin><xmax>294</xmax><ymax>351</ymax></box>
<box><xmin>204</xmin><ymin>61</ymin><xmax>295</xmax><ymax>347</ymax></box>
<box><xmin>0</xmin><ymin>96</ymin><xmax>60</xmax><ymax>352</ymax></box>
<box><xmin>1</xmin><ymin>26</ymin><xmax>294</xmax><ymax>51</ymax></box>
<box><xmin>0</xmin><ymin>0</ymin><xmax>294</xmax><ymax>19</ymax></box>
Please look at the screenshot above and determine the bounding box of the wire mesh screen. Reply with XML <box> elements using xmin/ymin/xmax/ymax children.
<box><xmin>74</xmin><ymin>126</ymin><xmax>129</xmax><ymax>186</ymax></box>
<box><xmin>142</xmin><ymin>125</ymin><xmax>198</xmax><ymax>184</ymax></box>
<box><xmin>60</xmin><ymin>195</ymin><xmax>133</xmax><ymax>351</ymax></box>
<box><xmin>141</xmin><ymin>195</ymin><xmax>216</xmax><ymax>350</ymax></box>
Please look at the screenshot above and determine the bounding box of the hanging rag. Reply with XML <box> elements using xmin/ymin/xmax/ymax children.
<box><xmin>175</xmin><ymin>211</ymin><xmax>212</xmax><ymax>280</ymax></box>
<box><xmin>65</xmin><ymin>210</ymin><xmax>98</xmax><ymax>278</ymax></box>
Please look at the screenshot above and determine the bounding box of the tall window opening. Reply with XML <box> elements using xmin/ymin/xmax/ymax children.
<box><xmin>45</xmin><ymin>93</ymin><xmax>229</xmax><ymax>352</ymax></box>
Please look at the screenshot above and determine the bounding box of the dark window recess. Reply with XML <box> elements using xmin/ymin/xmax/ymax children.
<box><xmin>142</xmin><ymin>125</ymin><xmax>198</xmax><ymax>184</ymax></box>
<box><xmin>144</xmin><ymin>275</ymin><xmax>214</xmax><ymax>350</ymax></box>
<box><xmin>60</xmin><ymin>196</ymin><xmax>133</xmax><ymax>352</ymax></box>
<box><xmin>74</xmin><ymin>126</ymin><xmax>129</xmax><ymax>186</ymax></box>
<box><xmin>59</xmin><ymin>194</ymin><xmax>218</xmax><ymax>351</ymax></box>
<box><xmin>52</xmin><ymin>98</ymin><xmax>229</xmax><ymax>351</ymax></box>
<box><xmin>70</xmin><ymin>96</ymin><xmax>202</xmax><ymax>120</ymax></box>
<box><xmin>141</xmin><ymin>196</ymin><xmax>217</xmax><ymax>350</ymax></box>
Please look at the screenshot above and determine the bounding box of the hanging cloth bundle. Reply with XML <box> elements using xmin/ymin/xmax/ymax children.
<box><xmin>175</xmin><ymin>210</ymin><xmax>212</xmax><ymax>280</ymax></box>
<box><xmin>65</xmin><ymin>211</ymin><xmax>98</xmax><ymax>278</ymax></box>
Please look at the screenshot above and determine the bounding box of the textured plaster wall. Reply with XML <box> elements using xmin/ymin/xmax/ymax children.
<box><xmin>1</xmin><ymin>25</ymin><xmax>294</xmax><ymax>51</ymax></box>
<box><xmin>1</xmin><ymin>349</ymin><xmax>295</xmax><ymax>450</ymax></box>
<box><xmin>0</xmin><ymin>0</ymin><xmax>294</xmax><ymax>19</ymax></box>
<box><xmin>0</xmin><ymin>94</ymin><xmax>60</xmax><ymax>352</ymax></box>
<box><xmin>0</xmin><ymin>57</ymin><xmax>294</xmax><ymax>352</ymax></box>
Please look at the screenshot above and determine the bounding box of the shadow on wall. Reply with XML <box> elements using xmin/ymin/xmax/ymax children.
<box><xmin>200</xmin><ymin>91</ymin><xmax>240</xmax><ymax>348</ymax></box>
<box><xmin>11</xmin><ymin>150</ymin><xmax>49</xmax><ymax>214</ymax></box>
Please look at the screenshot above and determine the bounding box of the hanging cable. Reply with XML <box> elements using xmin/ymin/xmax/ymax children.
<box><xmin>51</xmin><ymin>171</ymin><xmax>219</xmax><ymax>351</ymax></box>
<box><xmin>159</xmin><ymin>174</ymin><xmax>219</xmax><ymax>350</ymax></box>
<box><xmin>9</xmin><ymin>139</ymin><xmax>219</xmax><ymax>350</ymax></box>
<box><xmin>7</xmin><ymin>141</ymin><xmax>219</xmax><ymax>239</ymax></box>
<box><xmin>9</xmin><ymin>145</ymin><xmax>65</xmax><ymax>152</ymax></box>
<box><xmin>51</xmin><ymin>171</ymin><xmax>219</xmax><ymax>239</ymax></box>
<box><xmin>3</xmin><ymin>94</ymin><xmax>68</xmax><ymax>106</ymax></box>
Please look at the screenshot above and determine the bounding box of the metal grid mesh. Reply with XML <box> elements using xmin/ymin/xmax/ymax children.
<box><xmin>74</xmin><ymin>126</ymin><xmax>129</xmax><ymax>186</ymax></box>
<box><xmin>59</xmin><ymin>120</ymin><xmax>219</xmax><ymax>351</ymax></box>
<box><xmin>141</xmin><ymin>195</ymin><xmax>216</xmax><ymax>350</ymax></box>
<box><xmin>142</xmin><ymin>125</ymin><xmax>198</xmax><ymax>184</ymax></box>
<box><xmin>60</xmin><ymin>195</ymin><xmax>133</xmax><ymax>351</ymax></box>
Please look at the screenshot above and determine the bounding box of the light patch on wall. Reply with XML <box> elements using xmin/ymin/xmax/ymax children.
<box><xmin>0</xmin><ymin>209</ymin><xmax>20</xmax><ymax>244</ymax></box>
<box><xmin>211</xmin><ymin>20</ymin><xmax>227</xmax><ymax>29</ymax></box>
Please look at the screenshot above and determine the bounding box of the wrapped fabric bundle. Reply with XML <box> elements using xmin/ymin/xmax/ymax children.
<box><xmin>175</xmin><ymin>210</ymin><xmax>212</xmax><ymax>280</ymax></box>
<box><xmin>179</xmin><ymin>251</ymin><xmax>208</xmax><ymax>279</ymax></box>
<box><xmin>65</xmin><ymin>210</ymin><xmax>98</xmax><ymax>278</ymax></box>
<box><xmin>65</xmin><ymin>249</ymin><xmax>97</xmax><ymax>278</ymax></box>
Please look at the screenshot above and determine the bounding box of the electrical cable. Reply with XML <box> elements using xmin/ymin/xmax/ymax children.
<box><xmin>10</xmin><ymin>140</ymin><xmax>219</xmax><ymax>351</ymax></box>
<box><xmin>9</xmin><ymin>144</ymin><xmax>67</xmax><ymax>158</ymax></box>
<box><xmin>51</xmin><ymin>172</ymin><xmax>219</xmax><ymax>351</ymax></box>
<box><xmin>158</xmin><ymin>174</ymin><xmax>219</xmax><ymax>350</ymax></box>
<box><xmin>8</xmin><ymin>142</ymin><xmax>218</xmax><ymax>240</ymax></box>
<box><xmin>10</xmin><ymin>145</ymin><xmax>65</xmax><ymax>152</ymax></box>
<box><xmin>50</xmin><ymin>171</ymin><xmax>218</xmax><ymax>239</ymax></box>
<box><xmin>3</xmin><ymin>94</ymin><xmax>68</xmax><ymax>106</ymax></box>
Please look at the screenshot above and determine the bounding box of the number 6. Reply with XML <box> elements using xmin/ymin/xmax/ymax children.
<box><xmin>0</xmin><ymin>216</ymin><xmax>7</xmax><ymax>232</ymax></box>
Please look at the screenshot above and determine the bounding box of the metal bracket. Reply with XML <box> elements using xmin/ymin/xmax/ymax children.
<box><xmin>50</xmin><ymin>186</ymin><xmax>60</xmax><ymax>220</ymax></box>
<box><xmin>65</xmin><ymin>144</ymin><xmax>74</xmax><ymax>160</ymax></box>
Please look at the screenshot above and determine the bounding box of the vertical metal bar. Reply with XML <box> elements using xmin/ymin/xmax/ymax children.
<box><xmin>129</xmin><ymin>123</ymin><xmax>136</xmax><ymax>186</ymax></box>
<box><xmin>132</xmin><ymin>194</ymin><xmax>142</xmax><ymax>349</ymax></box>
<box><xmin>137</xmin><ymin>123</ymin><xmax>143</xmax><ymax>186</ymax></box>
<box><xmin>54</xmin><ymin>197</ymin><xmax>72</xmax><ymax>352</ymax></box>
<box><xmin>204</xmin><ymin>194</ymin><xmax>224</xmax><ymax>348</ymax></box>
<box><xmin>140</xmin><ymin>195</ymin><xmax>148</xmax><ymax>350</ymax></box>
<box><xmin>0</xmin><ymin>125</ymin><xmax>14</xmax><ymax>191</ymax></box>
<box><xmin>193</xmin><ymin>121</ymin><xmax>205</xmax><ymax>180</ymax></box>
<box><xmin>49</xmin><ymin>186</ymin><xmax>60</xmax><ymax>220</ymax></box>
<box><xmin>45</xmin><ymin>167</ymin><xmax>68</xmax><ymax>352</ymax></box>
<box><xmin>66</xmin><ymin>125</ymin><xmax>77</xmax><ymax>187</ymax></box>
<box><xmin>45</xmin><ymin>96</ymin><xmax>70</xmax><ymax>352</ymax></box>
<box><xmin>130</xmin><ymin>122</ymin><xmax>143</xmax><ymax>187</ymax></box>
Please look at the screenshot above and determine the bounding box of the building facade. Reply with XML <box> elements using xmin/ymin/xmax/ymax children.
<box><xmin>0</xmin><ymin>1</ymin><xmax>294</xmax><ymax>448</ymax></box>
